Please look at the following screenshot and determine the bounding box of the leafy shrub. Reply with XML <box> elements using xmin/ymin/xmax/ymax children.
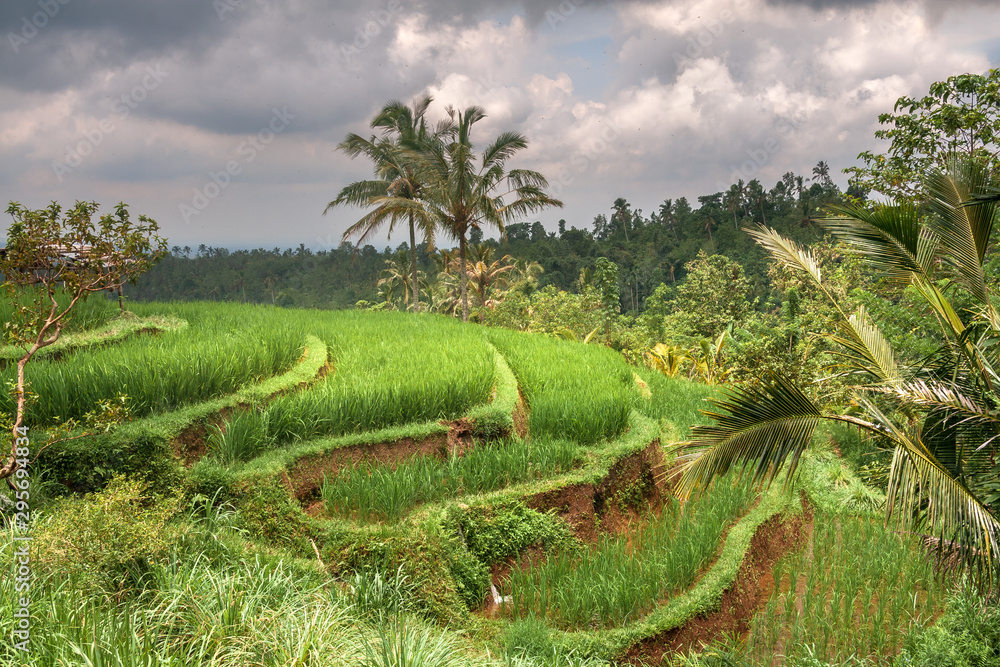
<box><xmin>33</xmin><ymin>475</ymin><xmax>182</xmax><ymax>594</ymax></box>
<box><xmin>455</xmin><ymin>503</ymin><xmax>577</xmax><ymax>567</ymax></box>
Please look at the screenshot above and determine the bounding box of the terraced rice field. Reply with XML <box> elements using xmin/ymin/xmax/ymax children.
<box><xmin>0</xmin><ymin>301</ymin><xmax>957</xmax><ymax>667</ymax></box>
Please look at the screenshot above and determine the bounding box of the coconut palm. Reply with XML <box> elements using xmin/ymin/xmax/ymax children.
<box><xmin>461</xmin><ymin>245</ymin><xmax>517</xmax><ymax>307</ymax></box>
<box><xmin>403</xmin><ymin>105</ymin><xmax>563</xmax><ymax>321</ymax></box>
<box><xmin>672</xmin><ymin>159</ymin><xmax>1000</xmax><ymax>587</ymax></box>
<box><xmin>325</xmin><ymin>95</ymin><xmax>446</xmax><ymax>312</ymax></box>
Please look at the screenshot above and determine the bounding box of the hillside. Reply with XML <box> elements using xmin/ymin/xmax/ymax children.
<box><xmin>0</xmin><ymin>302</ymin><xmax>984</xmax><ymax>666</ymax></box>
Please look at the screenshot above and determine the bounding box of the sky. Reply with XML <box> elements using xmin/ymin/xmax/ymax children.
<box><xmin>1</xmin><ymin>0</ymin><xmax>999</xmax><ymax>251</ymax></box>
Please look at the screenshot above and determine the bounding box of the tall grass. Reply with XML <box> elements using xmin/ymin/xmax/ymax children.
<box><xmin>745</xmin><ymin>513</ymin><xmax>950</xmax><ymax>665</ymax></box>
<box><xmin>487</xmin><ymin>329</ymin><xmax>637</xmax><ymax>444</ymax></box>
<box><xmin>505</xmin><ymin>476</ymin><xmax>754</xmax><ymax>628</ymax></box>
<box><xmin>228</xmin><ymin>311</ymin><xmax>496</xmax><ymax>447</ymax></box>
<box><xmin>322</xmin><ymin>438</ymin><xmax>578</xmax><ymax>521</ymax></box>
<box><xmin>0</xmin><ymin>518</ymin><xmax>493</xmax><ymax>667</ymax></box>
<box><xmin>1</xmin><ymin>302</ymin><xmax>306</xmax><ymax>424</ymax></box>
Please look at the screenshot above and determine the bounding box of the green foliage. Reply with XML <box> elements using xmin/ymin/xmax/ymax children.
<box><xmin>321</xmin><ymin>438</ymin><xmax>578</xmax><ymax>522</ymax></box>
<box><xmin>260</xmin><ymin>311</ymin><xmax>495</xmax><ymax>443</ymax></box>
<box><xmin>664</xmin><ymin>251</ymin><xmax>755</xmax><ymax>342</ymax></box>
<box><xmin>454</xmin><ymin>502</ymin><xmax>577</xmax><ymax>567</ymax></box>
<box><xmin>230</xmin><ymin>479</ymin><xmax>317</xmax><ymax>557</ymax></box>
<box><xmin>745</xmin><ymin>513</ymin><xmax>950</xmax><ymax>665</ymax></box>
<box><xmin>361</xmin><ymin>620</ymin><xmax>480</xmax><ymax>667</ymax></box>
<box><xmin>1</xmin><ymin>302</ymin><xmax>305</xmax><ymax>424</ymax></box>
<box><xmin>897</xmin><ymin>582</ymin><xmax>1000</xmax><ymax>666</ymax></box>
<box><xmin>846</xmin><ymin>68</ymin><xmax>1000</xmax><ymax>202</ymax></box>
<box><xmin>34</xmin><ymin>428</ymin><xmax>183</xmax><ymax>495</ymax></box>
<box><xmin>488</xmin><ymin>328</ymin><xmax>636</xmax><ymax>443</ymax></box>
<box><xmin>32</xmin><ymin>475</ymin><xmax>182</xmax><ymax>595</ymax></box>
<box><xmin>478</xmin><ymin>285</ymin><xmax>605</xmax><ymax>343</ymax></box>
<box><xmin>344</xmin><ymin>565</ymin><xmax>415</xmax><ymax>621</ymax></box>
<box><xmin>593</xmin><ymin>258</ymin><xmax>620</xmax><ymax>320</ymax></box>
<box><xmin>207</xmin><ymin>407</ymin><xmax>274</xmax><ymax>465</ymax></box>
<box><xmin>632</xmin><ymin>367</ymin><xmax>718</xmax><ymax>440</ymax></box>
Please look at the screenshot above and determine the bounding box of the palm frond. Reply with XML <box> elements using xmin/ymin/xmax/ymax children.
<box><xmin>671</xmin><ymin>373</ymin><xmax>825</xmax><ymax>499</ymax></box>
<box><xmin>822</xmin><ymin>203</ymin><xmax>932</xmax><ymax>283</ymax></box>
<box><xmin>827</xmin><ymin>304</ymin><xmax>901</xmax><ymax>384</ymax></box>
<box><xmin>927</xmin><ymin>162</ymin><xmax>997</xmax><ymax>304</ymax></box>
<box><xmin>879</xmin><ymin>412</ymin><xmax>1000</xmax><ymax>587</ymax></box>
<box><xmin>745</xmin><ymin>224</ymin><xmax>822</xmax><ymax>286</ymax></box>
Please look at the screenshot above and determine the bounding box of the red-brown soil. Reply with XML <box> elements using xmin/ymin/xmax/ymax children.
<box><xmin>479</xmin><ymin>441</ymin><xmax>669</xmax><ymax>612</ymax></box>
<box><xmin>524</xmin><ymin>441</ymin><xmax>667</xmax><ymax>543</ymax></box>
<box><xmin>622</xmin><ymin>495</ymin><xmax>815</xmax><ymax>665</ymax></box>
<box><xmin>171</xmin><ymin>350</ymin><xmax>330</xmax><ymax>467</ymax></box>
<box><xmin>172</xmin><ymin>405</ymin><xmax>247</xmax><ymax>467</ymax></box>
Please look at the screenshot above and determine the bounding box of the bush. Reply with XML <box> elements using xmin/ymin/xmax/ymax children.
<box><xmin>32</xmin><ymin>475</ymin><xmax>182</xmax><ymax>594</ymax></box>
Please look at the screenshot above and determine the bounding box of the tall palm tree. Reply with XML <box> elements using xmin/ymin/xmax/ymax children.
<box><xmin>672</xmin><ymin>160</ymin><xmax>1000</xmax><ymax>587</ymax></box>
<box><xmin>404</xmin><ymin>105</ymin><xmax>563</xmax><ymax>321</ymax></box>
<box><xmin>324</xmin><ymin>96</ymin><xmax>446</xmax><ymax>312</ymax></box>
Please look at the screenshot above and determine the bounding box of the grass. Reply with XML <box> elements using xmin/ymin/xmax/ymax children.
<box><xmin>322</xmin><ymin>438</ymin><xmax>579</xmax><ymax>521</ymax></box>
<box><xmin>633</xmin><ymin>367</ymin><xmax>719</xmax><ymax>441</ymax></box>
<box><xmin>218</xmin><ymin>312</ymin><xmax>497</xmax><ymax>448</ymax></box>
<box><xmin>744</xmin><ymin>513</ymin><xmax>950</xmax><ymax>666</ymax></box>
<box><xmin>2</xmin><ymin>302</ymin><xmax>306</xmax><ymax>424</ymax></box>
<box><xmin>0</xmin><ymin>288</ymin><xmax>120</xmax><ymax>338</ymax></box>
<box><xmin>0</xmin><ymin>502</ymin><xmax>497</xmax><ymax>667</ymax></box>
<box><xmin>487</xmin><ymin>328</ymin><xmax>637</xmax><ymax>444</ymax></box>
<box><xmin>505</xmin><ymin>475</ymin><xmax>755</xmax><ymax>629</ymax></box>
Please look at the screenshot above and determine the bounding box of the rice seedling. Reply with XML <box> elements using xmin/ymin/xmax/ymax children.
<box><xmin>504</xmin><ymin>475</ymin><xmax>755</xmax><ymax>628</ymax></box>
<box><xmin>322</xmin><ymin>438</ymin><xmax>578</xmax><ymax>521</ymax></box>
<box><xmin>487</xmin><ymin>328</ymin><xmax>637</xmax><ymax>444</ymax></box>
<box><xmin>219</xmin><ymin>311</ymin><xmax>499</xmax><ymax>447</ymax></box>
<box><xmin>1</xmin><ymin>301</ymin><xmax>306</xmax><ymax>424</ymax></box>
<box><xmin>0</xmin><ymin>286</ymin><xmax>119</xmax><ymax>336</ymax></box>
<box><xmin>744</xmin><ymin>513</ymin><xmax>950</xmax><ymax>666</ymax></box>
<box><xmin>206</xmin><ymin>408</ymin><xmax>275</xmax><ymax>465</ymax></box>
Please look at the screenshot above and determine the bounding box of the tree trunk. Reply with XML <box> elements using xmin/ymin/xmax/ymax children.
<box><xmin>409</xmin><ymin>213</ymin><xmax>419</xmax><ymax>313</ymax></box>
<box><xmin>459</xmin><ymin>233</ymin><xmax>469</xmax><ymax>322</ymax></box>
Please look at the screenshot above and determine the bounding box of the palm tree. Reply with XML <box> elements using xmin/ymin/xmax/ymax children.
<box><xmin>611</xmin><ymin>197</ymin><xmax>632</xmax><ymax>242</ymax></box>
<box><xmin>403</xmin><ymin>105</ymin><xmax>563</xmax><ymax>321</ymax></box>
<box><xmin>672</xmin><ymin>160</ymin><xmax>1000</xmax><ymax>587</ymax></box>
<box><xmin>659</xmin><ymin>199</ymin><xmax>679</xmax><ymax>241</ymax></box>
<box><xmin>324</xmin><ymin>96</ymin><xmax>445</xmax><ymax>313</ymax></box>
<box><xmin>461</xmin><ymin>246</ymin><xmax>517</xmax><ymax>307</ymax></box>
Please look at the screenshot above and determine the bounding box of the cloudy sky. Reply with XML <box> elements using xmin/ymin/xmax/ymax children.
<box><xmin>1</xmin><ymin>0</ymin><xmax>998</xmax><ymax>250</ymax></box>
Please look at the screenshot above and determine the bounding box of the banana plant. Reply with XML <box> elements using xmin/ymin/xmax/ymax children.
<box><xmin>671</xmin><ymin>159</ymin><xmax>1000</xmax><ymax>589</ymax></box>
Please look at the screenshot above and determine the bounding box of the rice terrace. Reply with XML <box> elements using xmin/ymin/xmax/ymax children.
<box><xmin>0</xmin><ymin>297</ymin><xmax>969</xmax><ymax>666</ymax></box>
<box><xmin>3</xmin><ymin>5</ymin><xmax>1000</xmax><ymax>665</ymax></box>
